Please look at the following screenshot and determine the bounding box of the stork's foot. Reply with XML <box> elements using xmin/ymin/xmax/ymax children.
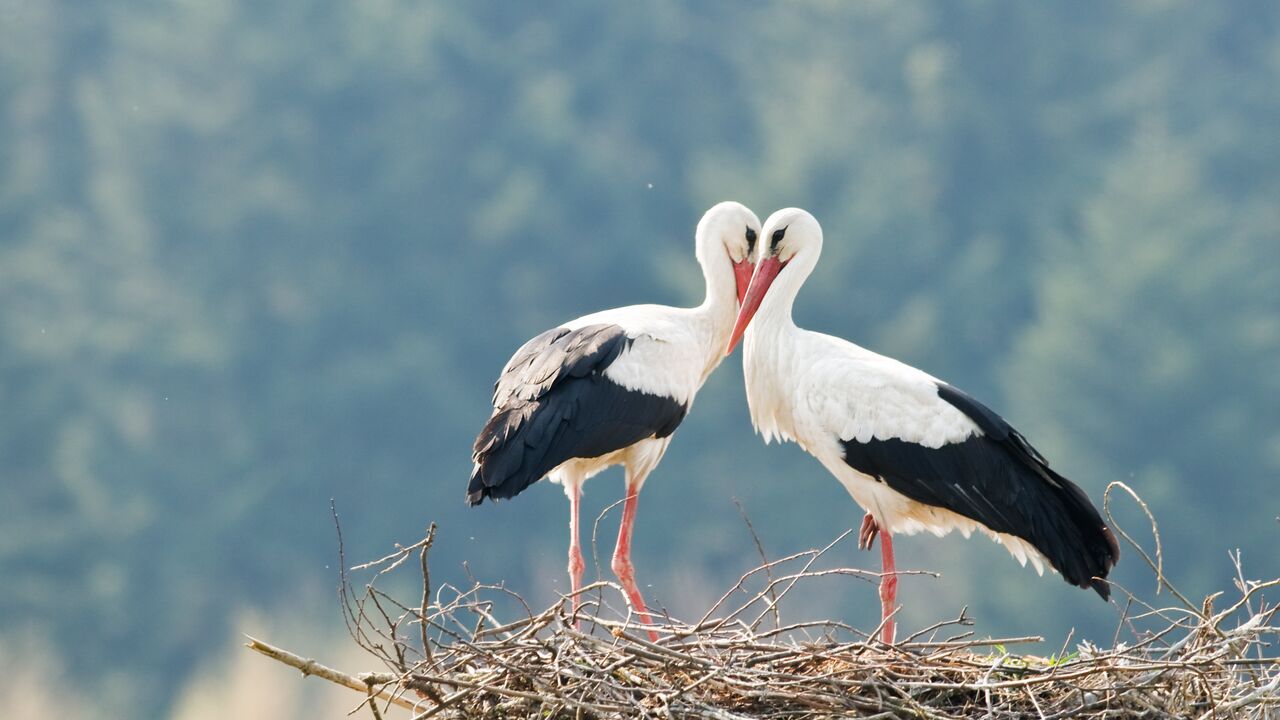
<box><xmin>612</xmin><ymin>555</ymin><xmax>660</xmax><ymax>642</ymax></box>
<box><xmin>858</xmin><ymin>513</ymin><xmax>879</xmax><ymax>550</ymax></box>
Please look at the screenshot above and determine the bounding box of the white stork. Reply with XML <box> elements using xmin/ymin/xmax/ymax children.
<box><xmin>468</xmin><ymin>201</ymin><xmax>762</xmax><ymax>637</ymax></box>
<box><xmin>727</xmin><ymin>208</ymin><xmax>1119</xmax><ymax>644</ymax></box>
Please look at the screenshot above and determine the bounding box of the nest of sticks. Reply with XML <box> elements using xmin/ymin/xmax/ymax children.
<box><xmin>248</xmin><ymin>484</ymin><xmax>1280</xmax><ymax>718</ymax></box>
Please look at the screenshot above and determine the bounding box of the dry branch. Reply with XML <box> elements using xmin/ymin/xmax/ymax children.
<box><xmin>243</xmin><ymin>636</ymin><xmax>419</xmax><ymax>712</ymax></box>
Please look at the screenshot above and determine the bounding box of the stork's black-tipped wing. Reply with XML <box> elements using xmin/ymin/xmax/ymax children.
<box><xmin>467</xmin><ymin>324</ymin><xmax>687</xmax><ymax>505</ymax></box>
<box><xmin>841</xmin><ymin>383</ymin><xmax>1119</xmax><ymax>598</ymax></box>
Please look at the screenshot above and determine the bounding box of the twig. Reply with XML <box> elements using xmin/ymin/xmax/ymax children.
<box><xmin>243</xmin><ymin>636</ymin><xmax>419</xmax><ymax>711</ymax></box>
<box><xmin>733</xmin><ymin>497</ymin><xmax>783</xmax><ymax>633</ymax></box>
<box><xmin>1105</xmin><ymin>481</ymin><xmax>1200</xmax><ymax>616</ymax></box>
<box><xmin>418</xmin><ymin>522</ymin><xmax>437</xmax><ymax>668</ymax></box>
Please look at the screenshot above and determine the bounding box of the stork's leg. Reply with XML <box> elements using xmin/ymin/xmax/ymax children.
<box><xmin>879</xmin><ymin>527</ymin><xmax>898</xmax><ymax>644</ymax></box>
<box><xmin>612</xmin><ymin>483</ymin><xmax>659</xmax><ymax>642</ymax></box>
<box><xmin>566</xmin><ymin>482</ymin><xmax>585</xmax><ymax>623</ymax></box>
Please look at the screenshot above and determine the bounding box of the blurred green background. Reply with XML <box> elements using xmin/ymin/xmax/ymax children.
<box><xmin>2</xmin><ymin>1</ymin><xmax>1278</xmax><ymax>717</ymax></box>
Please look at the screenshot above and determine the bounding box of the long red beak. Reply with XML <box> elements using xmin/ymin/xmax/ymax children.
<box><xmin>726</xmin><ymin>256</ymin><xmax>785</xmax><ymax>355</ymax></box>
<box><xmin>732</xmin><ymin>259</ymin><xmax>755</xmax><ymax>305</ymax></box>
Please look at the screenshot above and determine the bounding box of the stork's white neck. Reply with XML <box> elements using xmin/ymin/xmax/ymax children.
<box><xmin>753</xmin><ymin>244</ymin><xmax>819</xmax><ymax>333</ymax></box>
<box><xmin>698</xmin><ymin>240</ymin><xmax>738</xmax><ymax>309</ymax></box>
<box><xmin>692</xmin><ymin>245</ymin><xmax>741</xmax><ymax>378</ymax></box>
<box><xmin>741</xmin><ymin>245</ymin><xmax>820</xmax><ymax>442</ymax></box>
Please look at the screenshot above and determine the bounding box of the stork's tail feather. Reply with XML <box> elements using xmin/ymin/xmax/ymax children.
<box><xmin>466</xmin><ymin>453</ymin><xmax>540</xmax><ymax>505</ymax></box>
<box><xmin>465</xmin><ymin>466</ymin><xmax>488</xmax><ymax>506</ymax></box>
<box><xmin>466</xmin><ymin>407</ymin><xmax>545</xmax><ymax>506</ymax></box>
<box><xmin>1043</xmin><ymin>473</ymin><xmax>1120</xmax><ymax>600</ymax></box>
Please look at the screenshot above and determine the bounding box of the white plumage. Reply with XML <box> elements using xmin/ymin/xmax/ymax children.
<box><xmin>561</xmin><ymin>305</ymin><xmax>721</xmax><ymax>410</ymax></box>
<box><xmin>747</xmin><ymin>330</ymin><xmax>978</xmax><ymax>449</ymax></box>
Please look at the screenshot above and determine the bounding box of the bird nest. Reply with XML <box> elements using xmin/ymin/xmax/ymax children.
<box><xmin>248</xmin><ymin>485</ymin><xmax>1280</xmax><ymax>718</ymax></box>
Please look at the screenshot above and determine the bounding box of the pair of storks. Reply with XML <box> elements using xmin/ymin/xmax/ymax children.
<box><xmin>467</xmin><ymin>203</ymin><xmax>1119</xmax><ymax>643</ymax></box>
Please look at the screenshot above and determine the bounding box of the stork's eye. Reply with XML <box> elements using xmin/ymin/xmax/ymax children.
<box><xmin>771</xmin><ymin>226</ymin><xmax>787</xmax><ymax>249</ymax></box>
<box><xmin>745</xmin><ymin>227</ymin><xmax>757</xmax><ymax>252</ymax></box>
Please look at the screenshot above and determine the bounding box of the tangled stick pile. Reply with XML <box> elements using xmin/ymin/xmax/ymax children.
<box><xmin>249</xmin><ymin>488</ymin><xmax>1280</xmax><ymax>719</ymax></box>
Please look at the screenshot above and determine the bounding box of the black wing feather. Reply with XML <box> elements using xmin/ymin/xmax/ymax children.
<box><xmin>467</xmin><ymin>324</ymin><xmax>687</xmax><ymax>506</ymax></box>
<box><xmin>841</xmin><ymin>383</ymin><xmax>1119</xmax><ymax>598</ymax></box>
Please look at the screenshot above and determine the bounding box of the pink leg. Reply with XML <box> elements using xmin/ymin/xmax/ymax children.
<box><xmin>879</xmin><ymin>528</ymin><xmax>898</xmax><ymax>644</ymax></box>
<box><xmin>566</xmin><ymin>483</ymin><xmax>585</xmax><ymax>623</ymax></box>
<box><xmin>612</xmin><ymin>488</ymin><xmax>659</xmax><ymax>641</ymax></box>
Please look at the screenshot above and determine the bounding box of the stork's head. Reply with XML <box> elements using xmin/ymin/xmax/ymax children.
<box><xmin>725</xmin><ymin>208</ymin><xmax>823</xmax><ymax>354</ymax></box>
<box><xmin>696</xmin><ymin>201</ymin><xmax>762</xmax><ymax>304</ymax></box>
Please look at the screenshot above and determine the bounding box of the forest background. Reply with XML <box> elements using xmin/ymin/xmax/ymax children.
<box><xmin>2</xmin><ymin>2</ymin><xmax>1277</xmax><ymax>717</ymax></box>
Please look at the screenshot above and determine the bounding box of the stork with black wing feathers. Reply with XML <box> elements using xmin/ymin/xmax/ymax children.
<box><xmin>727</xmin><ymin>208</ymin><xmax>1119</xmax><ymax>644</ymax></box>
<box><xmin>469</xmin><ymin>202</ymin><xmax>761</xmax><ymax>638</ymax></box>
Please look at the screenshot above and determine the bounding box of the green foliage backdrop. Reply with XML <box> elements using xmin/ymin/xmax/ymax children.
<box><xmin>2</xmin><ymin>2</ymin><xmax>1277</xmax><ymax>715</ymax></box>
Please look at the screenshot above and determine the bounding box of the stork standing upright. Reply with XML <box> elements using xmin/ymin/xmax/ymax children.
<box><xmin>727</xmin><ymin>208</ymin><xmax>1118</xmax><ymax>644</ymax></box>
<box><xmin>468</xmin><ymin>202</ymin><xmax>762</xmax><ymax>637</ymax></box>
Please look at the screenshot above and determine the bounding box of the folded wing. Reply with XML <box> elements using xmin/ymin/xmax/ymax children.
<box><xmin>467</xmin><ymin>324</ymin><xmax>688</xmax><ymax>505</ymax></box>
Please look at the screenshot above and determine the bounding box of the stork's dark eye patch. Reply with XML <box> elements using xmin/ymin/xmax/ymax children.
<box><xmin>746</xmin><ymin>227</ymin><xmax>758</xmax><ymax>252</ymax></box>
<box><xmin>771</xmin><ymin>226</ymin><xmax>787</xmax><ymax>249</ymax></box>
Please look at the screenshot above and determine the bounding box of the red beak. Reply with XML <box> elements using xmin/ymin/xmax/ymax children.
<box><xmin>732</xmin><ymin>259</ymin><xmax>755</xmax><ymax>305</ymax></box>
<box><xmin>726</xmin><ymin>256</ymin><xmax>785</xmax><ymax>355</ymax></box>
